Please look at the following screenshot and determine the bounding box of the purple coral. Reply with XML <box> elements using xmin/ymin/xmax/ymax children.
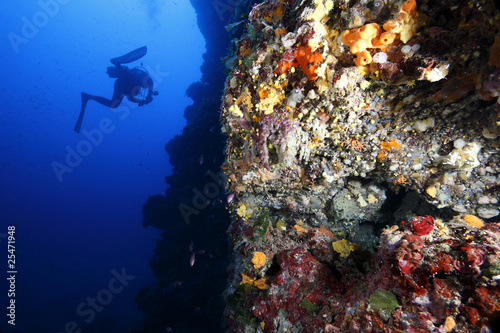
<box><xmin>454</xmin><ymin>243</ymin><xmax>485</xmax><ymax>274</ymax></box>
<box><xmin>256</xmin><ymin>115</ymin><xmax>299</xmax><ymax>169</ymax></box>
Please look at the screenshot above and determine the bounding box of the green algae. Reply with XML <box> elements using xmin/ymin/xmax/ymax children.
<box><xmin>300</xmin><ymin>298</ymin><xmax>319</xmax><ymax>314</ymax></box>
<box><xmin>369</xmin><ymin>289</ymin><xmax>399</xmax><ymax>313</ymax></box>
<box><xmin>253</xmin><ymin>211</ymin><xmax>269</xmax><ymax>240</ymax></box>
<box><xmin>276</xmin><ymin>220</ymin><xmax>287</xmax><ymax>231</ymax></box>
<box><xmin>227</xmin><ymin>290</ymin><xmax>254</xmax><ymax>325</ymax></box>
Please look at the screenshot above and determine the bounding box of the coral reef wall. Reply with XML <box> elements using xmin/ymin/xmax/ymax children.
<box><xmin>222</xmin><ymin>0</ymin><xmax>500</xmax><ymax>332</ymax></box>
<box><xmin>135</xmin><ymin>1</ymin><xmax>235</xmax><ymax>332</ymax></box>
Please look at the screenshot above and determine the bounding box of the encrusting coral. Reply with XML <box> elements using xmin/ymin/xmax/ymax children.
<box><xmin>222</xmin><ymin>0</ymin><xmax>500</xmax><ymax>331</ymax></box>
<box><xmin>275</xmin><ymin>45</ymin><xmax>324</xmax><ymax>81</ymax></box>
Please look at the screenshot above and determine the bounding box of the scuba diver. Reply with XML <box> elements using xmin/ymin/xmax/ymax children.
<box><xmin>74</xmin><ymin>46</ymin><xmax>159</xmax><ymax>133</ymax></box>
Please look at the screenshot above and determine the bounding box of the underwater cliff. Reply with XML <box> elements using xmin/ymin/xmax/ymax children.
<box><xmin>221</xmin><ymin>0</ymin><xmax>500</xmax><ymax>332</ymax></box>
<box><xmin>135</xmin><ymin>1</ymin><xmax>261</xmax><ymax>332</ymax></box>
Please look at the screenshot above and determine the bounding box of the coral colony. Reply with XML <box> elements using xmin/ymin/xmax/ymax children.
<box><xmin>221</xmin><ymin>0</ymin><xmax>500</xmax><ymax>332</ymax></box>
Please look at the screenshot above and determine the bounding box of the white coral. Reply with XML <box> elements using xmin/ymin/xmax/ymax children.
<box><xmin>433</xmin><ymin>141</ymin><xmax>482</xmax><ymax>171</ymax></box>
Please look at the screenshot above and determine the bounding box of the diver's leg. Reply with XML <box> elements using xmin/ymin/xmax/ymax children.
<box><xmin>110</xmin><ymin>89</ymin><xmax>125</xmax><ymax>108</ymax></box>
<box><xmin>81</xmin><ymin>92</ymin><xmax>90</xmax><ymax>109</ymax></box>
<box><xmin>109</xmin><ymin>79</ymin><xmax>126</xmax><ymax>108</ymax></box>
<box><xmin>83</xmin><ymin>80</ymin><xmax>124</xmax><ymax>110</ymax></box>
<box><xmin>87</xmin><ymin>90</ymin><xmax>123</xmax><ymax>108</ymax></box>
<box><xmin>88</xmin><ymin>95</ymin><xmax>114</xmax><ymax>107</ymax></box>
<box><xmin>87</xmin><ymin>95</ymin><xmax>123</xmax><ymax>108</ymax></box>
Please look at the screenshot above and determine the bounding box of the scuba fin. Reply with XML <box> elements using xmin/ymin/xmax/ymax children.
<box><xmin>110</xmin><ymin>46</ymin><xmax>147</xmax><ymax>65</ymax></box>
<box><xmin>74</xmin><ymin>107</ymin><xmax>85</xmax><ymax>133</ymax></box>
<box><xmin>74</xmin><ymin>93</ymin><xmax>90</xmax><ymax>133</ymax></box>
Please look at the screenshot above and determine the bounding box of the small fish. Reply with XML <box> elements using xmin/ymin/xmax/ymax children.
<box><xmin>190</xmin><ymin>253</ymin><xmax>196</xmax><ymax>267</ymax></box>
<box><xmin>199</xmin><ymin>155</ymin><xmax>204</xmax><ymax>165</ymax></box>
<box><xmin>227</xmin><ymin>192</ymin><xmax>235</xmax><ymax>203</ymax></box>
<box><xmin>188</xmin><ymin>241</ymin><xmax>194</xmax><ymax>252</ymax></box>
<box><xmin>371</xmin><ymin>0</ymin><xmax>385</xmax><ymax>16</ymax></box>
<box><xmin>224</xmin><ymin>20</ymin><xmax>245</xmax><ymax>31</ymax></box>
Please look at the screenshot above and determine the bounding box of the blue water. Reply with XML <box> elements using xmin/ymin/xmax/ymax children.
<box><xmin>0</xmin><ymin>1</ymin><xmax>204</xmax><ymax>332</ymax></box>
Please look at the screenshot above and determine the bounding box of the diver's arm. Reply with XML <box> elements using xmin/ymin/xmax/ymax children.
<box><xmin>138</xmin><ymin>89</ymin><xmax>159</xmax><ymax>106</ymax></box>
<box><xmin>127</xmin><ymin>95</ymin><xmax>143</xmax><ymax>103</ymax></box>
<box><xmin>145</xmin><ymin>88</ymin><xmax>154</xmax><ymax>101</ymax></box>
<box><xmin>144</xmin><ymin>77</ymin><xmax>158</xmax><ymax>100</ymax></box>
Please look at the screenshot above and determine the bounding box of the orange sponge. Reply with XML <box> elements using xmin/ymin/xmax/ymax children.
<box><xmin>377</xmin><ymin>138</ymin><xmax>401</xmax><ymax>160</ymax></box>
<box><xmin>358</xmin><ymin>23</ymin><xmax>381</xmax><ymax>40</ymax></box>
<box><xmin>294</xmin><ymin>45</ymin><xmax>323</xmax><ymax>81</ymax></box>
<box><xmin>402</xmin><ymin>0</ymin><xmax>417</xmax><ymax>16</ymax></box>
<box><xmin>252</xmin><ymin>251</ymin><xmax>266</xmax><ymax>269</ymax></box>
<box><xmin>376</xmin><ymin>32</ymin><xmax>397</xmax><ymax>46</ymax></box>
<box><xmin>342</xmin><ymin>23</ymin><xmax>382</xmax><ymax>54</ymax></box>
<box><xmin>383</xmin><ymin>0</ymin><xmax>418</xmax><ymax>43</ymax></box>
<box><xmin>354</xmin><ymin>50</ymin><xmax>373</xmax><ymax>66</ymax></box>
<box><xmin>463</xmin><ymin>215</ymin><xmax>484</xmax><ymax>228</ymax></box>
<box><xmin>275</xmin><ymin>45</ymin><xmax>323</xmax><ymax>81</ymax></box>
<box><xmin>342</xmin><ymin>0</ymin><xmax>419</xmax><ymax>66</ymax></box>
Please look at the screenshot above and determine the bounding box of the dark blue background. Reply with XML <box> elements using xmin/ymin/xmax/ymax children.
<box><xmin>0</xmin><ymin>1</ymin><xmax>204</xmax><ymax>331</ymax></box>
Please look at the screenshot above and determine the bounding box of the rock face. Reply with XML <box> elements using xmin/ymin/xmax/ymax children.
<box><xmin>222</xmin><ymin>0</ymin><xmax>500</xmax><ymax>331</ymax></box>
<box><xmin>134</xmin><ymin>1</ymin><xmax>242</xmax><ymax>332</ymax></box>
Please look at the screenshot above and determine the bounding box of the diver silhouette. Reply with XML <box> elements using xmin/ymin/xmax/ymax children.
<box><xmin>74</xmin><ymin>46</ymin><xmax>158</xmax><ymax>133</ymax></box>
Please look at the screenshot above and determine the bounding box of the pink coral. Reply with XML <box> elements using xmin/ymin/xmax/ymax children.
<box><xmin>395</xmin><ymin>234</ymin><xmax>424</xmax><ymax>274</ymax></box>
<box><xmin>251</xmin><ymin>246</ymin><xmax>341</xmax><ymax>332</ymax></box>
<box><xmin>410</xmin><ymin>215</ymin><xmax>434</xmax><ymax>236</ymax></box>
